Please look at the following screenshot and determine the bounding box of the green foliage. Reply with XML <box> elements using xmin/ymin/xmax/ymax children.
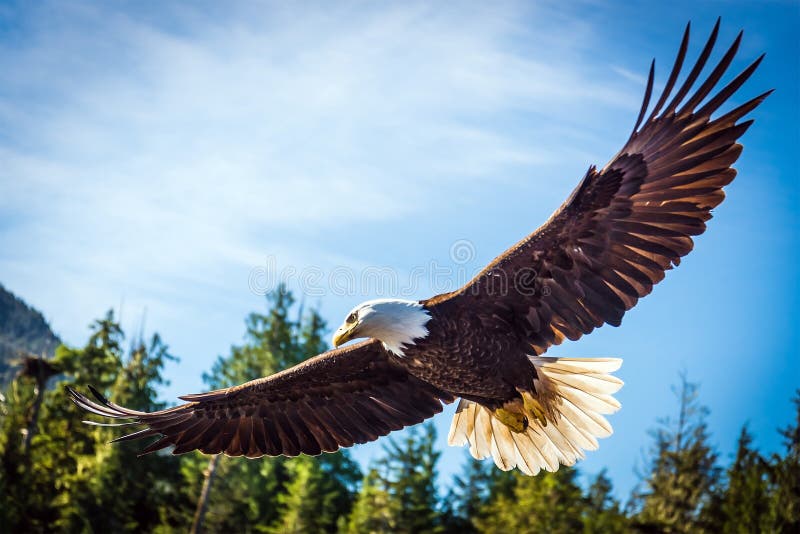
<box><xmin>0</xmin><ymin>309</ymin><xmax>187</xmax><ymax>532</ymax></box>
<box><xmin>441</xmin><ymin>452</ymin><xmax>519</xmax><ymax>533</ymax></box>
<box><xmin>344</xmin><ymin>468</ymin><xmax>397</xmax><ymax>533</ymax></box>
<box><xmin>632</xmin><ymin>373</ymin><xmax>720</xmax><ymax>533</ymax></box>
<box><xmin>474</xmin><ymin>466</ymin><xmax>585</xmax><ymax>533</ymax></box>
<box><xmin>583</xmin><ymin>469</ymin><xmax>628</xmax><ymax>533</ymax></box>
<box><xmin>383</xmin><ymin>422</ymin><xmax>444</xmax><ymax>533</ymax></box>
<box><xmin>769</xmin><ymin>390</ymin><xmax>800</xmax><ymax>532</ymax></box>
<box><xmin>1</xmin><ymin>287</ymin><xmax>798</xmax><ymax>533</ymax></box>
<box><xmin>270</xmin><ymin>454</ymin><xmax>361</xmax><ymax>533</ymax></box>
<box><xmin>708</xmin><ymin>426</ymin><xmax>770</xmax><ymax>533</ymax></box>
<box><xmin>345</xmin><ymin>422</ymin><xmax>443</xmax><ymax>533</ymax></box>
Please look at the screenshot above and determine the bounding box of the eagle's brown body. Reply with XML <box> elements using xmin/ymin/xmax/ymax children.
<box><xmin>403</xmin><ymin>301</ymin><xmax>536</xmax><ymax>406</ymax></box>
<box><xmin>68</xmin><ymin>20</ymin><xmax>769</xmax><ymax>475</ymax></box>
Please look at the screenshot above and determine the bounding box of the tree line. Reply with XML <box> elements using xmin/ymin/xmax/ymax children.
<box><xmin>1</xmin><ymin>286</ymin><xmax>797</xmax><ymax>533</ymax></box>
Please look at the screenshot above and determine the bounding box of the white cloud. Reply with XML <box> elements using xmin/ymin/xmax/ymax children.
<box><xmin>0</xmin><ymin>3</ymin><xmax>652</xmax><ymax>376</ymax></box>
<box><xmin>0</xmin><ymin>0</ymin><xmax>643</xmax><ymax>385</ymax></box>
<box><xmin>0</xmin><ymin>4</ymin><xmax>658</xmax><ymax>428</ymax></box>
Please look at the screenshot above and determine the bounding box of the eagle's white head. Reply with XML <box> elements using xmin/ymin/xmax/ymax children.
<box><xmin>332</xmin><ymin>299</ymin><xmax>431</xmax><ymax>357</ymax></box>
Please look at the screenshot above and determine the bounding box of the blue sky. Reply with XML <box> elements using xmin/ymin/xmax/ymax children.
<box><xmin>1</xmin><ymin>0</ymin><xmax>798</xmax><ymax>500</ymax></box>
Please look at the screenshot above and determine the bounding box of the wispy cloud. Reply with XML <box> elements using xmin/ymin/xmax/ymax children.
<box><xmin>0</xmin><ymin>0</ymin><xmax>642</xmax><ymax>361</ymax></box>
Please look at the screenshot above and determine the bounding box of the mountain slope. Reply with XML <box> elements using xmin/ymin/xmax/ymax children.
<box><xmin>0</xmin><ymin>284</ymin><xmax>61</xmax><ymax>385</ymax></box>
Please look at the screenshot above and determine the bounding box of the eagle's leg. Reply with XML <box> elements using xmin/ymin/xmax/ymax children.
<box><xmin>493</xmin><ymin>398</ymin><xmax>529</xmax><ymax>433</ymax></box>
<box><xmin>518</xmin><ymin>389</ymin><xmax>548</xmax><ymax>427</ymax></box>
<box><xmin>493</xmin><ymin>408</ymin><xmax>527</xmax><ymax>433</ymax></box>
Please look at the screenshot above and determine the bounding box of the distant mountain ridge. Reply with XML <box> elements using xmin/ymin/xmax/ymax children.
<box><xmin>0</xmin><ymin>283</ymin><xmax>61</xmax><ymax>384</ymax></box>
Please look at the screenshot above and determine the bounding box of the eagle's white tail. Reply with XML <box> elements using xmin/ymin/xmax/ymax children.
<box><xmin>447</xmin><ymin>356</ymin><xmax>623</xmax><ymax>475</ymax></box>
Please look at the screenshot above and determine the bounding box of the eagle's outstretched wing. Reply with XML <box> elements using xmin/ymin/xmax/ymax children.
<box><xmin>425</xmin><ymin>20</ymin><xmax>770</xmax><ymax>356</ymax></box>
<box><xmin>68</xmin><ymin>339</ymin><xmax>453</xmax><ymax>457</ymax></box>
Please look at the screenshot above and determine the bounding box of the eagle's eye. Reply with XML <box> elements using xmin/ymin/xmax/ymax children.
<box><xmin>346</xmin><ymin>312</ymin><xmax>357</xmax><ymax>324</ymax></box>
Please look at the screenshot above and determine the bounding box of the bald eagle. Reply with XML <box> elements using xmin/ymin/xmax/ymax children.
<box><xmin>69</xmin><ymin>20</ymin><xmax>769</xmax><ymax>476</ymax></box>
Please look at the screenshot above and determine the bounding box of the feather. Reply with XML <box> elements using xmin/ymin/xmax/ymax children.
<box><xmin>447</xmin><ymin>399</ymin><xmax>470</xmax><ymax>446</ymax></box>
<box><xmin>82</xmin><ymin>420</ymin><xmax>137</xmax><ymax>427</ymax></box>
<box><xmin>510</xmin><ymin>431</ymin><xmax>543</xmax><ymax>476</ymax></box>
<box><xmin>528</xmin><ymin>426</ymin><xmax>561</xmax><ymax>472</ymax></box>
<box><xmin>138</xmin><ymin>436</ymin><xmax>173</xmax><ymax>456</ymax></box>
<box><xmin>111</xmin><ymin>428</ymin><xmax>158</xmax><ymax>443</ymax></box>
<box><xmin>646</xmin><ymin>21</ymin><xmax>690</xmax><ymax>123</ymax></box>
<box><xmin>631</xmin><ymin>59</ymin><xmax>655</xmax><ymax>136</ymax></box>
<box><xmin>489</xmin><ymin>416</ymin><xmax>514</xmax><ymax>471</ymax></box>
<box><xmin>664</xmin><ymin>18</ymin><xmax>720</xmax><ymax>115</ymax></box>
<box><xmin>678</xmin><ymin>30</ymin><xmax>743</xmax><ymax>116</ymax></box>
<box><xmin>474</xmin><ymin>406</ymin><xmax>494</xmax><ymax>460</ymax></box>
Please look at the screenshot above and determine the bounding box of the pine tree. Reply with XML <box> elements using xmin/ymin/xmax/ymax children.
<box><xmin>474</xmin><ymin>467</ymin><xmax>585</xmax><ymax>533</ymax></box>
<box><xmin>345</xmin><ymin>423</ymin><xmax>443</xmax><ymax>533</ymax></box>
<box><xmin>441</xmin><ymin>452</ymin><xmax>518</xmax><ymax>533</ymax></box>
<box><xmin>379</xmin><ymin>422</ymin><xmax>444</xmax><ymax>533</ymax></box>
<box><xmin>769</xmin><ymin>390</ymin><xmax>800</xmax><ymax>532</ymax></box>
<box><xmin>710</xmin><ymin>426</ymin><xmax>771</xmax><ymax>533</ymax></box>
<box><xmin>583</xmin><ymin>469</ymin><xmax>628</xmax><ymax>533</ymax></box>
<box><xmin>269</xmin><ymin>453</ymin><xmax>361</xmax><ymax>533</ymax></box>
<box><xmin>270</xmin><ymin>456</ymin><xmax>332</xmax><ymax>533</ymax></box>
<box><xmin>441</xmin><ymin>455</ymin><xmax>492</xmax><ymax>533</ymax></box>
<box><xmin>344</xmin><ymin>468</ymin><xmax>398</xmax><ymax>533</ymax></box>
<box><xmin>632</xmin><ymin>373</ymin><xmax>720</xmax><ymax>533</ymax></box>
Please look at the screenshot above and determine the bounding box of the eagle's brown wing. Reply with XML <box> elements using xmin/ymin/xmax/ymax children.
<box><xmin>67</xmin><ymin>339</ymin><xmax>453</xmax><ymax>457</ymax></box>
<box><xmin>425</xmin><ymin>20</ymin><xmax>770</xmax><ymax>356</ymax></box>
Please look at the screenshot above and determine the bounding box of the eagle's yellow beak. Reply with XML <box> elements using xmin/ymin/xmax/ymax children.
<box><xmin>333</xmin><ymin>325</ymin><xmax>357</xmax><ymax>348</ymax></box>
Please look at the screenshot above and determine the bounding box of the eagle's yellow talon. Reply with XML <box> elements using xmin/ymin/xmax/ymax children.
<box><xmin>520</xmin><ymin>391</ymin><xmax>548</xmax><ymax>427</ymax></box>
<box><xmin>494</xmin><ymin>408</ymin><xmax>528</xmax><ymax>433</ymax></box>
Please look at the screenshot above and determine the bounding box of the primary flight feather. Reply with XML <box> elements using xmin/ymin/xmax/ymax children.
<box><xmin>69</xmin><ymin>20</ymin><xmax>769</xmax><ymax>475</ymax></box>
